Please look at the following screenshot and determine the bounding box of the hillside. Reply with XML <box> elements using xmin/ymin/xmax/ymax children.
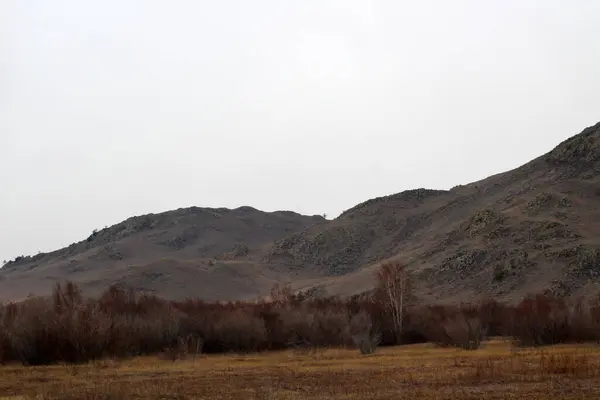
<box><xmin>266</xmin><ymin>121</ymin><xmax>600</xmax><ymax>303</ymax></box>
<box><xmin>2</xmin><ymin>121</ymin><xmax>600</xmax><ymax>303</ymax></box>
<box><xmin>0</xmin><ymin>207</ymin><xmax>325</xmax><ymax>300</ymax></box>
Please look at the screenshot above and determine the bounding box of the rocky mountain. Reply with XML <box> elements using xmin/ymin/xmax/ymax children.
<box><xmin>265</xmin><ymin>121</ymin><xmax>600</xmax><ymax>303</ymax></box>
<box><xmin>0</xmin><ymin>207</ymin><xmax>325</xmax><ymax>301</ymax></box>
<box><xmin>2</xmin><ymin>121</ymin><xmax>600</xmax><ymax>303</ymax></box>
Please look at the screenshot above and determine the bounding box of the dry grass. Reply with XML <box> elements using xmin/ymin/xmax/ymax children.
<box><xmin>1</xmin><ymin>340</ymin><xmax>599</xmax><ymax>399</ymax></box>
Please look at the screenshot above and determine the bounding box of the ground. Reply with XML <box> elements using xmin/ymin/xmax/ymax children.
<box><xmin>1</xmin><ymin>340</ymin><xmax>600</xmax><ymax>399</ymax></box>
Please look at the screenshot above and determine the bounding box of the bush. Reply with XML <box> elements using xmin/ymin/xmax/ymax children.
<box><xmin>277</xmin><ymin>305</ymin><xmax>352</xmax><ymax>349</ymax></box>
<box><xmin>509</xmin><ymin>295</ymin><xmax>600</xmax><ymax>346</ymax></box>
<box><xmin>6</xmin><ymin>297</ymin><xmax>60</xmax><ymax>365</ymax></box>
<box><xmin>2</xmin><ymin>280</ymin><xmax>600</xmax><ymax>366</ymax></box>
<box><xmin>510</xmin><ymin>295</ymin><xmax>572</xmax><ymax>347</ymax></box>
<box><xmin>416</xmin><ymin>305</ymin><xmax>487</xmax><ymax>350</ymax></box>
<box><xmin>440</xmin><ymin>313</ymin><xmax>487</xmax><ymax>350</ymax></box>
<box><xmin>212</xmin><ymin>309</ymin><xmax>268</xmax><ymax>353</ymax></box>
<box><xmin>349</xmin><ymin>310</ymin><xmax>380</xmax><ymax>354</ymax></box>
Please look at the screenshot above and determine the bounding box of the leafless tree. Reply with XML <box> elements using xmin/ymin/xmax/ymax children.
<box><xmin>375</xmin><ymin>262</ymin><xmax>412</xmax><ymax>344</ymax></box>
<box><xmin>349</xmin><ymin>310</ymin><xmax>380</xmax><ymax>354</ymax></box>
<box><xmin>270</xmin><ymin>282</ymin><xmax>293</xmax><ymax>304</ymax></box>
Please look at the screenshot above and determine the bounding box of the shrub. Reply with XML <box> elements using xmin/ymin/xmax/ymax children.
<box><xmin>510</xmin><ymin>295</ymin><xmax>572</xmax><ymax>347</ymax></box>
<box><xmin>3</xmin><ymin>279</ymin><xmax>600</xmax><ymax>366</ymax></box>
<box><xmin>440</xmin><ymin>313</ymin><xmax>487</xmax><ymax>350</ymax></box>
<box><xmin>277</xmin><ymin>306</ymin><xmax>351</xmax><ymax>349</ymax></box>
<box><xmin>7</xmin><ymin>297</ymin><xmax>60</xmax><ymax>365</ymax></box>
<box><xmin>416</xmin><ymin>307</ymin><xmax>483</xmax><ymax>350</ymax></box>
<box><xmin>160</xmin><ymin>334</ymin><xmax>203</xmax><ymax>362</ymax></box>
<box><xmin>564</xmin><ymin>297</ymin><xmax>600</xmax><ymax>343</ymax></box>
<box><xmin>349</xmin><ymin>310</ymin><xmax>380</xmax><ymax>354</ymax></box>
<box><xmin>211</xmin><ymin>310</ymin><xmax>267</xmax><ymax>353</ymax></box>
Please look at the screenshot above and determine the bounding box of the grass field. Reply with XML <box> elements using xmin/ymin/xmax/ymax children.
<box><xmin>1</xmin><ymin>339</ymin><xmax>600</xmax><ymax>399</ymax></box>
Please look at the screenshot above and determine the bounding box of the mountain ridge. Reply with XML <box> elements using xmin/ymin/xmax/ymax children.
<box><xmin>2</xmin><ymin>121</ymin><xmax>600</xmax><ymax>303</ymax></box>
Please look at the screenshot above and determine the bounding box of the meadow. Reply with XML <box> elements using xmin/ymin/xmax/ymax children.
<box><xmin>1</xmin><ymin>339</ymin><xmax>599</xmax><ymax>399</ymax></box>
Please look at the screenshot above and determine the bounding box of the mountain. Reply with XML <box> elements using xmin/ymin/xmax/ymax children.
<box><xmin>0</xmin><ymin>207</ymin><xmax>325</xmax><ymax>301</ymax></box>
<box><xmin>265</xmin><ymin>121</ymin><xmax>600</xmax><ymax>303</ymax></box>
<box><xmin>2</xmin><ymin>121</ymin><xmax>600</xmax><ymax>303</ymax></box>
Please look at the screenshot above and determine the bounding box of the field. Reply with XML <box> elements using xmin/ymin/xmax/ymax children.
<box><xmin>2</xmin><ymin>339</ymin><xmax>600</xmax><ymax>400</ymax></box>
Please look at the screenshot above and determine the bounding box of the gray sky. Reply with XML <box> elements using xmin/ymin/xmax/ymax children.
<box><xmin>1</xmin><ymin>0</ymin><xmax>599</xmax><ymax>263</ymax></box>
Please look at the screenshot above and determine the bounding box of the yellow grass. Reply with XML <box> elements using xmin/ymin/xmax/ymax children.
<box><xmin>2</xmin><ymin>340</ymin><xmax>600</xmax><ymax>399</ymax></box>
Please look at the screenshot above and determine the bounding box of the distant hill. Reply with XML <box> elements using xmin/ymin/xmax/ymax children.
<box><xmin>2</xmin><ymin>121</ymin><xmax>600</xmax><ymax>303</ymax></box>
<box><xmin>0</xmin><ymin>207</ymin><xmax>325</xmax><ymax>300</ymax></box>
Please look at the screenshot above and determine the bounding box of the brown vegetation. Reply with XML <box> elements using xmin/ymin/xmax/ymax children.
<box><xmin>1</xmin><ymin>263</ymin><xmax>600</xmax><ymax>398</ymax></box>
<box><xmin>3</xmin><ymin>341</ymin><xmax>600</xmax><ymax>399</ymax></box>
<box><xmin>1</xmin><ymin>262</ymin><xmax>600</xmax><ymax>367</ymax></box>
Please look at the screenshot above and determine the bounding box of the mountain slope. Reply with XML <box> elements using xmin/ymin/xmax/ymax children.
<box><xmin>0</xmin><ymin>207</ymin><xmax>325</xmax><ymax>300</ymax></box>
<box><xmin>2</xmin><ymin>122</ymin><xmax>600</xmax><ymax>303</ymax></box>
<box><xmin>264</xmin><ymin>121</ymin><xmax>600</xmax><ymax>302</ymax></box>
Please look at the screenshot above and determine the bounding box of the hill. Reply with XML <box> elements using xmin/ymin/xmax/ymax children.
<box><xmin>265</xmin><ymin>121</ymin><xmax>600</xmax><ymax>302</ymax></box>
<box><xmin>0</xmin><ymin>207</ymin><xmax>325</xmax><ymax>300</ymax></box>
<box><xmin>2</xmin><ymin>121</ymin><xmax>600</xmax><ymax>302</ymax></box>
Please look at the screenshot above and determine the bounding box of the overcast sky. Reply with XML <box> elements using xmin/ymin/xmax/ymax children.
<box><xmin>1</xmin><ymin>1</ymin><xmax>599</xmax><ymax>262</ymax></box>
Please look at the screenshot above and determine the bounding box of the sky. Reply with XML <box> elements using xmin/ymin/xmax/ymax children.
<box><xmin>1</xmin><ymin>0</ymin><xmax>600</xmax><ymax>263</ymax></box>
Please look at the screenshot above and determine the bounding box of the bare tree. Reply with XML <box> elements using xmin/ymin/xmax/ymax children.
<box><xmin>270</xmin><ymin>282</ymin><xmax>293</xmax><ymax>304</ymax></box>
<box><xmin>375</xmin><ymin>262</ymin><xmax>412</xmax><ymax>344</ymax></box>
<box><xmin>350</xmin><ymin>310</ymin><xmax>381</xmax><ymax>354</ymax></box>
